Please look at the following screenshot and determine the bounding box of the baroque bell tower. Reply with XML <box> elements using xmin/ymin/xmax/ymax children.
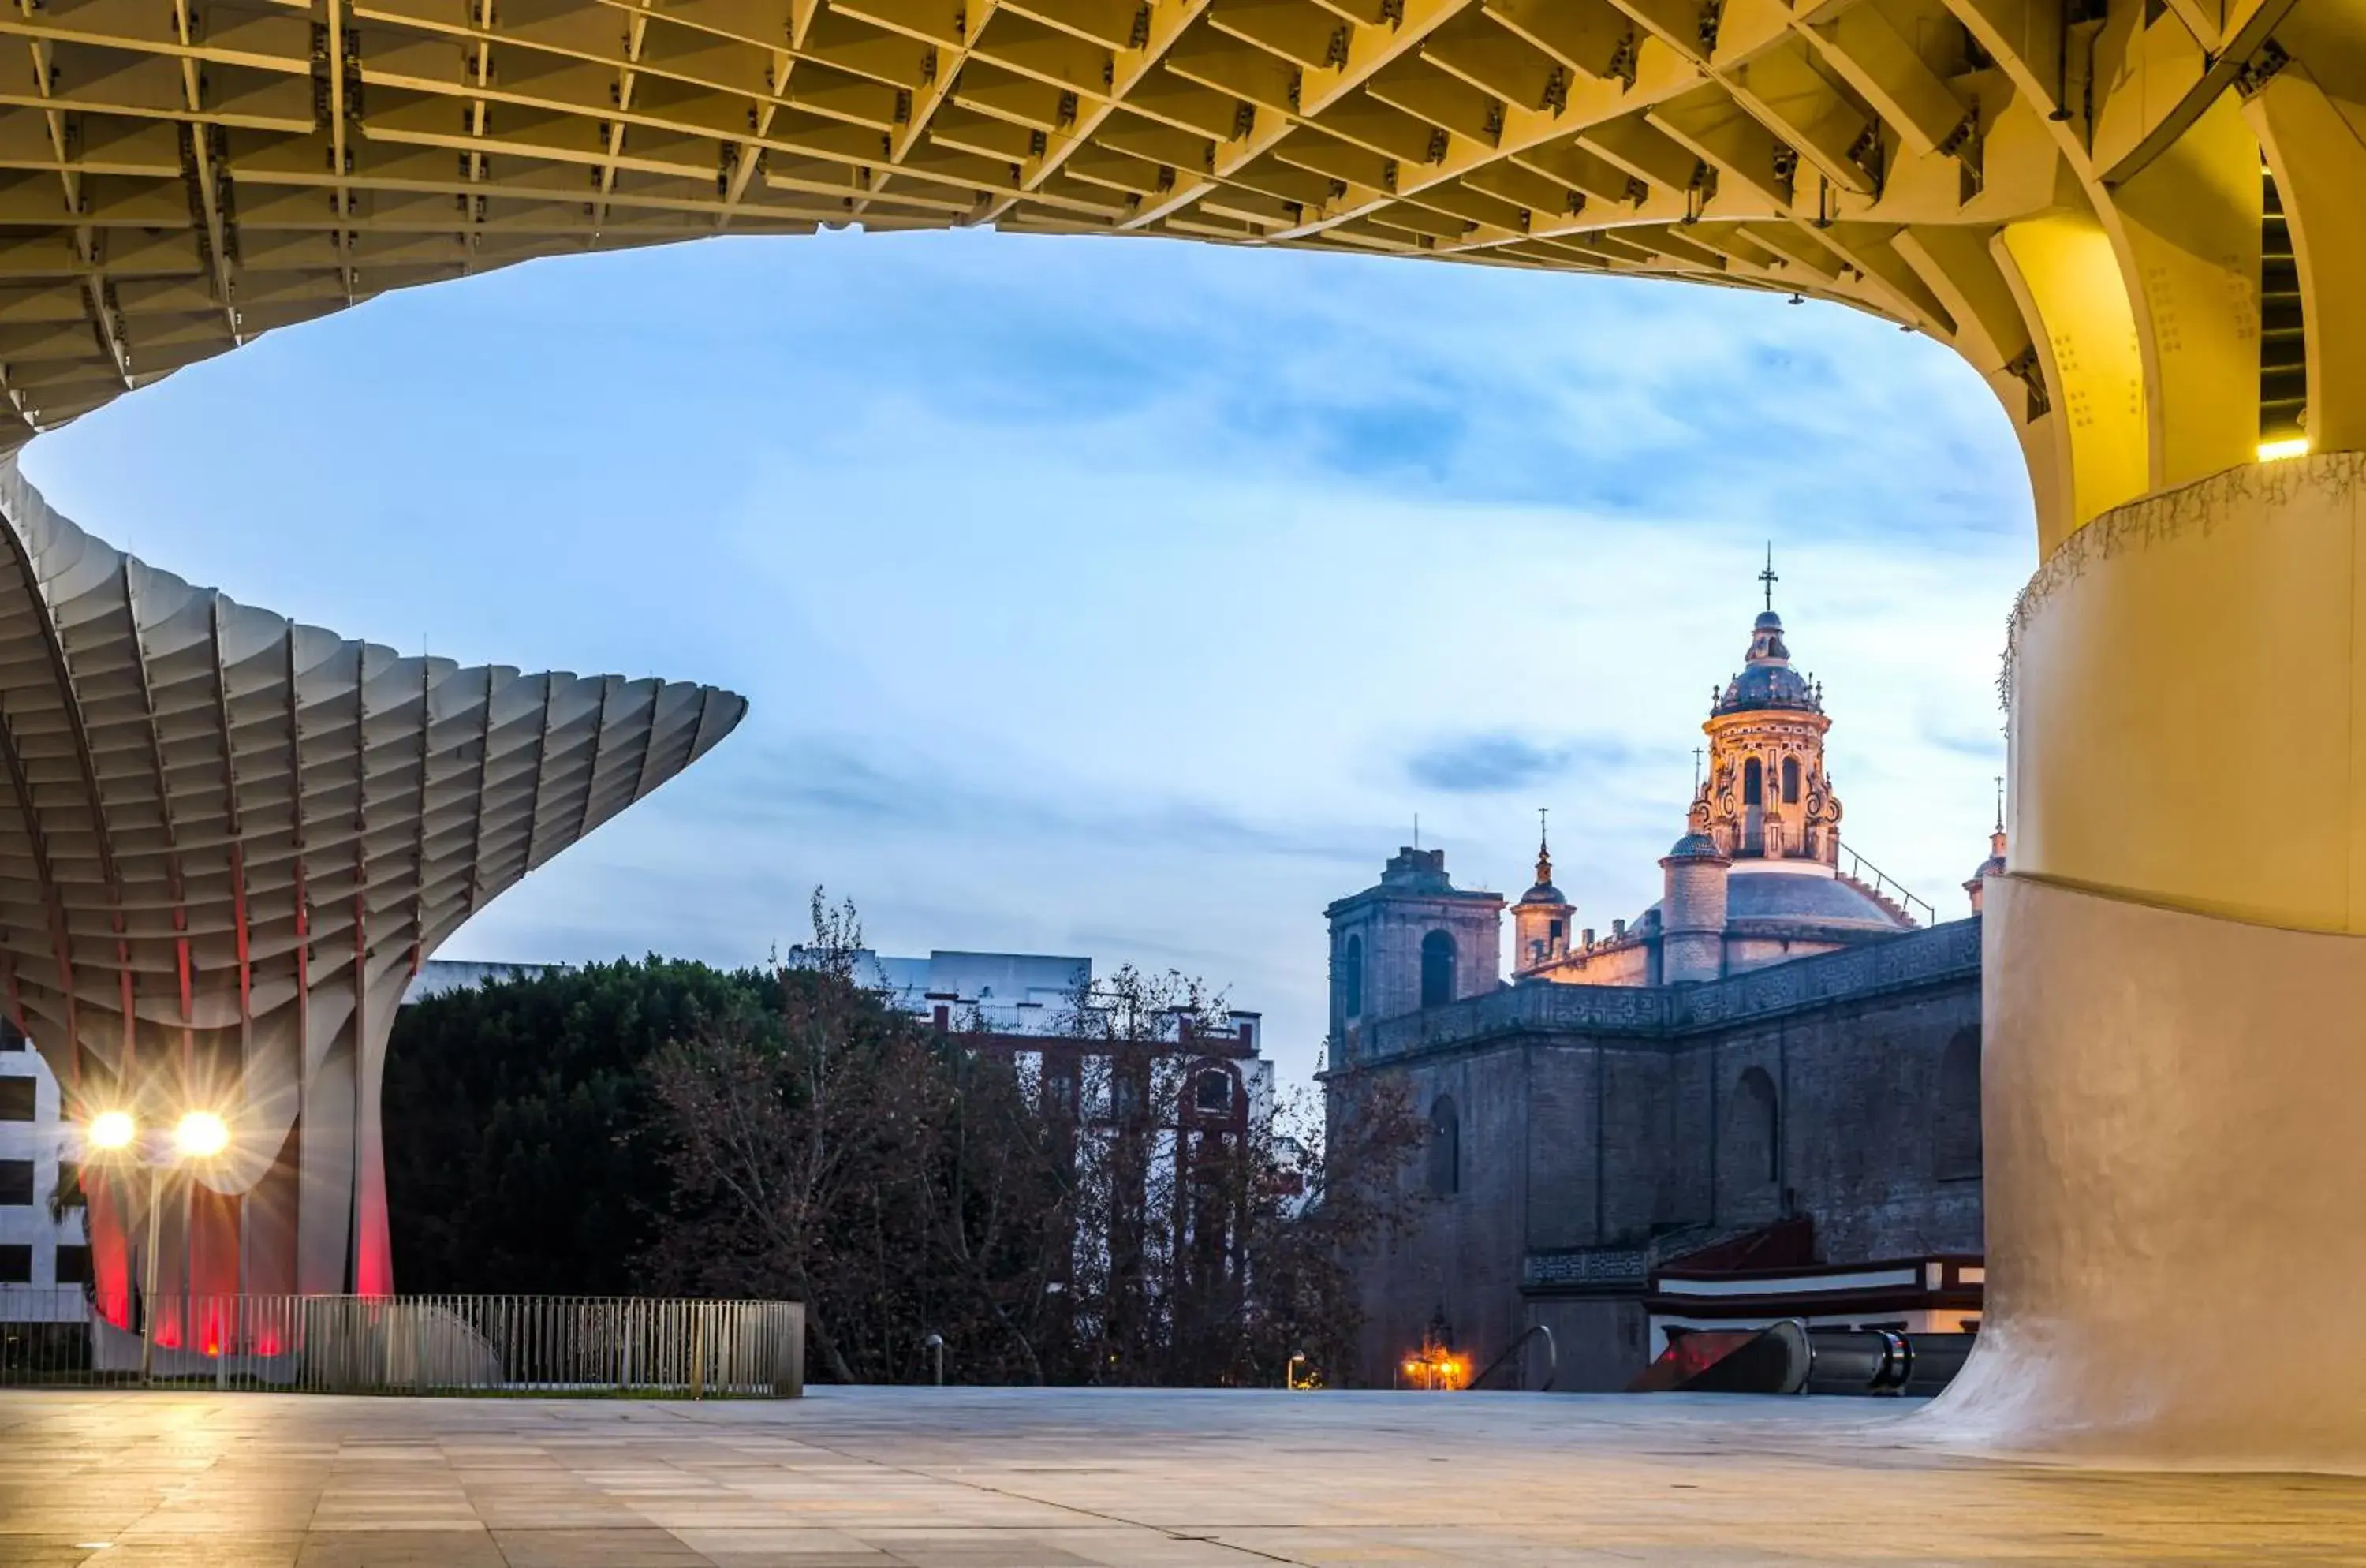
<box><xmin>1689</xmin><ymin>556</ymin><xmax>1843</xmax><ymax>868</ymax></box>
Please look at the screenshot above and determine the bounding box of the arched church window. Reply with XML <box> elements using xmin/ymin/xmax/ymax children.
<box><xmin>1782</xmin><ymin>756</ymin><xmax>1801</xmax><ymax>804</ymax></box>
<box><xmin>1195</xmin><ymin>1069</ymin><xmax>1234</xmax><ymax>1115</ymax></box>
<box><xmin>1428</xmin><ymin>1095</ymin><xmax>1461</xmax><ymax>1197</ymax></box>
<box><xmin>1743</xmin><ymin>758</ymin><xmax>1763</xmax><ymax>805</ymax></box>
<box><xmin>1420</xmin><ymin>930</ymin><xmax>1457</xmax><ymax>1008</ymax></box>
<box><xmin>1725</xmin><ymin>1066</ymin><xmax>1780</xmax><ymax>1186</ymax></box>
<box><xmin>1340</xmin><ymin>934</ymin><xmax>1364</xmax><ymax>1019</ymax></box>
<box><xmin>1935</xmin><ymin>1028</ymin><xmax>1982</xmax><ymax>1181</ymax></box>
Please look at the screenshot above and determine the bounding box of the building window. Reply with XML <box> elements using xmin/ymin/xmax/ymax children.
<box><xmin>1743</xmin><ymin>757</ymin><xmax>1763</xmax><ymax>805</ymax></box>
<box><xmin>1195</xmin><ymin>1070</ymin><xmax>1233</xmax><ymax>1114</ymax></box>
<box><xmin>1935</xmin><ymin>1028</ymin><xmax>1983</xmax><ymax>1181</ymax></box>
<box><xmin>1420</xmin><ymin>930</ymin><xmax>1457</xmax><ymax>1008</ymax></box>
<box><xmin>0</xmin><ymin>1076</ymin><xmax>32</xmax><ymax>1122</ymax></box>
<box><xmin>1427</xmin><ymin>1096</ymin><xmax>1460</xmax><ymax>1198</ymax></box>
<box><xmin>54</xmin><ymin>1161</ymin><xmax>84</xmax><ymax>1208</ymax></box>
<box><xmin>1549</xmin><ymin>919</ymin><xmax>1563</xmax><ymax>940</ymax></box>
<box><xmin>0</xmin><ymin>1159</ymin><xmax>30</xmax><ymax>1206</ymax></box>
<box><xmin>0</xmin><ymin>1244</ymin><xmax>28</xmax><ymax>1283</ymax></box>
<box><xmin>1340</xmin><ymin>934</ymin><xmax>1364</xmax><ymax>1019</ymax></box>
<box><xmin>1782</xmin><ymin>756</ymin><xmax>1801</xmax><ymax>804</ymax></box>
<box><xmin>1725</xmin><ymin>1067</ymin><xmax>1780</xmax><ymax>1188</ymax></box>
<box><xmin>54</xmin><ymin>1244</ymin><xmax>89</xmax><ymax>1284</ymax></box>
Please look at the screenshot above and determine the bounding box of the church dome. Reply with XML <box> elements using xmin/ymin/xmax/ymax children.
<box><xmin>1726</xmin><ymin>871</ymin><xmax>1910</xmax><ymax>930</ymax></box>
<box><xmin>1713</xmin><ymin>610</ymin><xmax>1823</xmax><ymax>716</ymax></box>
<box><xmin>1518</xmin><ymin>879</ymin><xmax>1566</xmax><ymax>905</ymax></box>
<box><xmin>1666</xmin><ymin>831</ymin><xmax>1723</xmax><ymax>859</ymax></box>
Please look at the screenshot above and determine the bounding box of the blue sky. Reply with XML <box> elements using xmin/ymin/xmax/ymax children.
<box><xmin>24</xmin><ymin>229</ymin><xmax>2036</xmax><ymax>1086</ymax></box>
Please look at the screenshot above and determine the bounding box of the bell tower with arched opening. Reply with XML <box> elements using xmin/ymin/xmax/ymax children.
<box><xmin>1323</xmin><ymin>846</ymin><xmax>1504</xmax><ymax>1066</ymax></box>
<box><xmin>1692</xmin><ymin>564</ymin><xmax>1842</xmax><ymax>872</ymax></box>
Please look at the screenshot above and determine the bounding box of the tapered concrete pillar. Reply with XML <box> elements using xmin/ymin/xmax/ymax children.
<box><xmin>1935</xmin><ymin>451</ymin><xmax>2366</xmax><ymax>1458</ymax></box>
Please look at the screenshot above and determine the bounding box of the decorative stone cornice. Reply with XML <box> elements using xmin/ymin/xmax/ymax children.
<box><xmin>1353</xmin><ymin>919</ymin><xmax>1982</xmax><ymax>1063</ymax></box>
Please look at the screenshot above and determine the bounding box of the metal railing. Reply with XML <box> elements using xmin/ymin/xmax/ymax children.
<box><xmin>1470</xmin><ymin>1323</ymin><xmax>1558</xmax><ymax>1392</ymax></box>
<box><xmin>0</xmin><ymin>1290</ymin><xmax>803</xmax><ymax>1397</ymax></box>
<box><xmin>1839</xmin><ymin>847</ymin><xmax>1938</xmax><ymax>928</ymax></box>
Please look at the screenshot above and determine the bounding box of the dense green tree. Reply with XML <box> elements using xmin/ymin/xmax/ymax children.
<box><xmin>383</xmin><ymin>956</ymin><xmax>774</xmax><ymax>1294</ymax></box>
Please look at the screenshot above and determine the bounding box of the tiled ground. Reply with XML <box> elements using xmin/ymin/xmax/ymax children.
<box><xmin>5</xmin><ymin>1387</ymin><xmax>2366</xmax><ymax>1566</ymax></box>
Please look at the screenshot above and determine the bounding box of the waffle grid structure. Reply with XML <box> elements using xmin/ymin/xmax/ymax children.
<box><xmin>0</xmin><ymin>461</ymin><xmax>743</xmax><ymax>1302</ymax></box>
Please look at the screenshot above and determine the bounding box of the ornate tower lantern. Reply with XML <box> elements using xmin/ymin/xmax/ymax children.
<box><xmin>1691</xmin><ymin>558</ymin><xmax>1842</xmax><ymax>869</ymax></box>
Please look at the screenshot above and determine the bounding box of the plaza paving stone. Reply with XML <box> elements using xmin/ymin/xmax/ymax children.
<box><xmin>4</xmin><ymin>1387</ymin><xmax>2366</xmax><ymax>1566</ymax></box>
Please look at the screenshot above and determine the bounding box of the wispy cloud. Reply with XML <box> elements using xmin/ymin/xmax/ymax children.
<box><xmin>742</xmin><ymin>736</ymin><xmax>1372</xmax><ymax>861</ymax></box>
<box><xmin>1405</xmin><ymin>731</ymin><xmax>1635</xmax><ymax>793</ymax></box>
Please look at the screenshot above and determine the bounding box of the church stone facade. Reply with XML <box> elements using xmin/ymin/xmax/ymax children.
<box><xmin>1324</xmin><ymin>599</ymin><xmax>1993</xmax><ymax>1391</ymax></box>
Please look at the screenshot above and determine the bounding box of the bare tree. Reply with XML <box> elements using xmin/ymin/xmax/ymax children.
<box><xmin>640</xmin><ymin>900</ymin><xmax>1428</xmax><ymax>1387</ymax></box>
<box><xmin>1247</xmin><ymin>1069</ymin><xmax>1429</xmax><ymax>1384</ymax></box>
<box><xmin>641</xmin><ymin>890</ymin><xmax>940</xmax><ymax>1383</ymax></box>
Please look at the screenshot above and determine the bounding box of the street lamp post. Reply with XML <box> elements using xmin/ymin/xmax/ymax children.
<box><xmin>83</xmin><ymin>1109</ymin><xmax>231</xmax><ymax>1387</ymax></box>
<box><xmin>138</xmin><ymin>1154</ymin><xmax>164</xmax><ymax>1385</ymax></box>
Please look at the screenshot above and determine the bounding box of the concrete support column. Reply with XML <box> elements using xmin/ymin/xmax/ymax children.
<box><xmin>1937</xmin><ymin>451</ymin><xmax>2366</xmax><ymax>1457</ymax></box>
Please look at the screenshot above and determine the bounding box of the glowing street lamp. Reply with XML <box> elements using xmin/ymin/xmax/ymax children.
<box><xmin>174</xmin><ymin>1111</ymin><xmax>230</xmax><ymax>1159</ymax></box>
<box><xmin>84</xmin><ymin>1110</ymin><xmax>136</xmax><ymax>1152</ymax></box>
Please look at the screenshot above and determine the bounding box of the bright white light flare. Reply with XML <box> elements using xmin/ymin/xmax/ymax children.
<box><xmin>85</xmin><ymin>1110</ymin><xmax>136</xmax><ymax>1150</ymax></box>
<box><xmin>174</xmin><ymin>1111</ymin><xmax>230</xmax><ymax>1159</ymax></box>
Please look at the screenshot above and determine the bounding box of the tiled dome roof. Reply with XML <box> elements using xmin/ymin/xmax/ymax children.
<box><xmin>1714</xmin><ymin>611</ymin><xmax>1823</xmax><ymax>716</ymax></box>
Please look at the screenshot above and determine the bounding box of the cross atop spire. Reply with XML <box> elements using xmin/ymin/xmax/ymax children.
<box><xmin>1995</xmin><ymin>775</ymin><xmax>2006</xmax><ymax>834</ymax></box>
<box><xmin>1760</xmin><ymin>543</ymin><xmax>1779</xmax><ymax>613</ymax></box>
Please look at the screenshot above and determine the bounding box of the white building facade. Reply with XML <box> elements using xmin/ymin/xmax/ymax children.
<box><xmin>0</xmin><ymin>1023</ymin><xmax>88</xmax><ymax>1323</ymax></box>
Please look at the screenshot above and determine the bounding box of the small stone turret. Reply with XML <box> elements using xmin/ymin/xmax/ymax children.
<box><xmin>1965</xmin><ymin>800</ymin><xmax>2009</xmax><ymax>914</ymax></box>
<box><xmin>1513</xmin><ymin>819</ymin><xmax>1573</xmax><ymax>976</ymax></box>
<box><xmin>1659</xmin><ymin>829</ymin><xmax>1731</xmax><ymax>985</ymax></box>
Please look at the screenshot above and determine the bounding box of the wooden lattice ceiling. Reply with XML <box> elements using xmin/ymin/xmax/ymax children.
<box><xmin>0</xmin><ymin>0</ymin><xmax>2345</xmax><ymax>547</ymax></box>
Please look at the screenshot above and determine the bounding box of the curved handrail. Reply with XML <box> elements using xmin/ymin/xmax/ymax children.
<box><xmin>1469</xmin><ymin>1323</ymin><xmax>1558</xmax><ymax>1393</ymax></box>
